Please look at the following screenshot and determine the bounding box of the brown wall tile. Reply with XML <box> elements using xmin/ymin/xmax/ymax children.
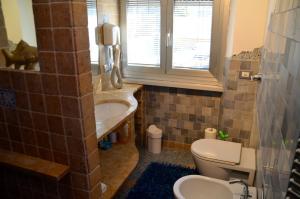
<box><xmin>0</xmin><ymin>122</ymin><xmax>8</xmax><ymax>139</ymax></box>
<box><xmin>4</xmin><ymin>108</ymin><xmax>18</xmax><ymax>125</ymax></box>
<box><xmin>42</xmin><ymin>74</ymin><xmax>59</xmax><ymax>95</ymax></box>
<box><xmin>0</xmin><ymin>107</ymin><xmax>4</xmax><ymax>122</ymax></box>
<box><xmin>59</xmin><ymin>75</ymin><xmax>78</xmax><ymax>96</ymax></box>
<box><xmin>82</xmin><ymin>114</ymin><xmax>96</xmax><ymax>137</ymax></box>
<box><xmin>33</xmin><ymin>4</ymin><xmax>51</xmax><ymax>28</ymax></box>
<box><xmin>17</xmin><ymin>110</ymin><xmax>33</xmax><ymax>128</ymax></box>
<box><xmin>67</xmin><ymin>137</ymin><xmax>85</xmax><ymax>155</ymax></box>
<box><xmin>29</xmin><ymin>93</ymin><xmax>45</xmax><ymax>113</ymax></box>
<box><xmin>64</xmin><ymin>117</ymin><xmax>82</xmax><ymax>138</ymax></box>
<box><xmin>25</xmin><ymin>73</ymin><xmax>42</xmax><ymax>93</ymax></box>
<box><xmin>15</xmin><ymin>91</ymin><xmax>29</xmax><ymax>110</ymax></box>
<box><xmin>70</xmin><ymin>155</ymin><xmax>88</xmax><ymax>174</ymax></box>
<box><xmin>51</xmin><ymin>3</ymin><xmax>72</xmax><ymax>27</ymax></box>
<box><xmin>21</xmin><ymin>128</ymin><xmax>37</xmax><ymax>146</ymax></box>
<box><xmin>36</xmin><ymin>29</ymin><xmax>54</xmax><ymax>51</ymax></box>
<box><xmin>54</xmin><ymin>29</ymin><xmax>74</xmax><ymax>52</ymax></box>
<box><xmin>72</xmin><ymin>3</ymin><xmax>88</xmax><ymax>27</ymax></box>
<box><xmin>45</xmin><ymin>95</ymin><xmax>62</xmax><ymax>115</ymax></box>
<box><xmin>0</xmin><ymin>70</ymin><xmax>11</xmax><ymax>89</ymax></box>
<box><xmin>32</xmin><ymin>113</ymin><xmax>48</xmax><ymax>131</ymax></box>
<box><xmin>24</xmin><ymin>144</ymin><xmax>38</xmax><ymax>157</ymax></box>
<box><xmin>80</xmin><ymin>94</ymin><xmax>94</xmax><ymax>119</ymax></box>
<box><xmin>0</xmin><ymin>138</ymin><xmax>11</xmax><ymax>150</ymax></box>
<box><xmin>84</xmin><ymin>134</ymin><xmax>97</xmax><ymax>155</ymax></box>
<box><xmin>47</xmin><ymin>115</ymin><xmax>64</xmax><ymax>134</ymax></box>
<box><xmin>11</xmin><ymin>141</ymin><xmax>24</xmax><ymax>153</ymax></box>
<box><xmin>36</xmin><ymin>131</ymin><xmax>51</xmax><ymax>149</ymax></box>
<box><xmin>53</xmin><ymin>151</ymin><xmax>69</xmax><ymax>165</ymax></box>
<box><xmin>87</xmin><ymin>149</ymin><xmax>100</xmax><ymax>172</ymax></box>
<box><xmin>56</xmin><ymin>52</ymin><xmax>76</xmax><ymax>75</ymax></box>
<box><xmin>39</xmin><ymin>52</ymin><xmax>57</xmax><ymax>74</ymax></box>
<box><xmin>88</xmin><ymin>165</ymin><xmax>101</xmax><ymax>188</ymax></box>
<box><xmin>51</xmin><ymin>134</ymin><xmax>67</xmax><ymax>153</ymax></box>
<box><xmin>61</xmin><ymin>97</ymin><xmax>80</xmax><ymax>118</ymax></box>
<box><xmin>78</xmin><ymin>72</ymin><xmax>93</xmax><ymax>96</ymax></box>
<box><xmin>73</xmin><ymin>28</ymin><xmax>89</xmax><ymax>51</ymax></box>
<box><xmin>7</xmin><ymin>125</ymin><xmax>22</xmax><ymax>142</ymax></box>
<box><xmin>10</xmin><ymin>72</ymin><xmax>26</xmax><ymax>91</ymax></box>
<box><xmin>71</xmin><ymin>172</ymin><xmax>89</xmax><ymax>189</ymax></box>
<box><xmin>38</xmin><ymin>147</ymin><xmax>53</xmax><ymax>161</ymax></box>
<box><xmin>76</xmin><ymin>51</ymin><xmax>90</xmax><ymax>74</ymax></box>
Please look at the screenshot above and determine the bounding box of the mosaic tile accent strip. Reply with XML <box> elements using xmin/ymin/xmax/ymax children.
<box><xmin>256</xmin><ymin>1</ymin><xmax>300</xmax><ymax>198</ymax></box>
<box><xmin>0</xmin><ymin>89</ymin><xmax>16</xmax><ymax>108</ymax></box>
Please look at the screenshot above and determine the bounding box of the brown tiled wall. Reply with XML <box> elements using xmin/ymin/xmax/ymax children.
<box><xmin>0</xmin><ymin>1</ymin><xmax>100</xmax><ymax>199</ymax></box>
<box><xmin>219</xmin><ymin>58</ymin><xmax>259</xmax><ymax>146</ymax></box>
<box><xmin>145</xmin><ymin>58</ymin><xmax>259</xmax><ymax>146</ymax></box>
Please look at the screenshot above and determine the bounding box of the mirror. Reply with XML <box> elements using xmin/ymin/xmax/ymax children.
<box><xmin>0</xmin><ymin>0</ymin><xmax>39</xmax><ymax>71</ymax></box>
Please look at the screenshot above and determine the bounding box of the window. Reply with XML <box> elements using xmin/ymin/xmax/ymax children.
<box><xmin>87</xmin><ymin>0</ymin><xmax>98</xmax><ymax>65</ymax></box>
<box><xmin>121</xmin><ymin>0</ymin><xmax>229</xmax><ymax>91</ymax></box>
<box><xmin>126</xmin><ymin>0</ymin><xmax>161</xmax><ymax>67</ymax></box>
<box><xmin>172</xmin><ymin>0</ymin><xmax>213</xmax><ymax>69</ymax></box>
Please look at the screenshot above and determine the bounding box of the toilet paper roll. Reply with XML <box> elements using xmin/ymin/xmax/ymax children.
<box><xmin>205</xmin><ymin>128</ymin><xmax>217</xmax><ymax>139</ymax></box>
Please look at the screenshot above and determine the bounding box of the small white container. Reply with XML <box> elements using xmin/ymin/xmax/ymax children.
<box><xmin>147</xmin><ymin>125</ymin><xmax>162</xmax><ymax>154</ymax></box>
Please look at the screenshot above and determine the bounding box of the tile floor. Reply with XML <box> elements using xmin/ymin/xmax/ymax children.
<box><xmin>114</xmin><ymin>147</ymin><xmax>194</xmax><ymax>199</ymax></box>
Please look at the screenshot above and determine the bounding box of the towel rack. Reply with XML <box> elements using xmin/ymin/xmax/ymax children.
<box><xmin>286</xmin><ymin>138</ymin><xmax>300</xmax><ymax>199</ymax></box>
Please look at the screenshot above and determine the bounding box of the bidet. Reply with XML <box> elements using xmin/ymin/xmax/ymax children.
<box><xmin>173</xmin><ymin>175</ymin><xmax>257</xmax><ymax>199</ymax></box>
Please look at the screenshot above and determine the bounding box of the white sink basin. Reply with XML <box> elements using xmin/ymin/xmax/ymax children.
<box><xmin>95</xmin><ymin>102</ymin><xmax>129</xmax><ymax>122</ymax></box>
<box><xmin>173</xmin><ymin>175</ymin><xmax>257</xmax><ymax>199</ymax></box>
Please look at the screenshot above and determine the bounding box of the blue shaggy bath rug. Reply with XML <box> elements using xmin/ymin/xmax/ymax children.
<box><xmin>126</xmin><ymin>162</ymin><xmax>198</xmax><ymax>199</ymax></box>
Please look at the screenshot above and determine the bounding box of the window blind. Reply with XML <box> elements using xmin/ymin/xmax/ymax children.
<box><xmin>126</xmin><ymin>0</ymin><xmax>161</xmax><ymax>67</ymax></box>
<box><xmin>87</xmin><ymin>0</ymin><xmax>98</xmax><ymax>64</ymax></box>
<box><xmin>172</xmin><ymin>0</ymin><xmax>213</xmax><ymax>70</ymax></box>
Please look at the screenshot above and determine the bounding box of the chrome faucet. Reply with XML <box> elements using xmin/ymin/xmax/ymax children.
<box><xmin>229</xmin><ymin>180</ymin><xmax>251</xmax><ymax>199</ymax></box>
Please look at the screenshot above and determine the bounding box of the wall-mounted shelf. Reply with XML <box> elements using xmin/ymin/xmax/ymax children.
<box><xmin>0</xmin><ymin>149</ymin><xmax>70</xmax><ymax>181</ymax></box>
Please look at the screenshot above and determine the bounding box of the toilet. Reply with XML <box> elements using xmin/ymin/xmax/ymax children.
<box><xmin>191</xmin><ymin>139</ymin><xmax>242</xmax><ymax>180</ymax></box>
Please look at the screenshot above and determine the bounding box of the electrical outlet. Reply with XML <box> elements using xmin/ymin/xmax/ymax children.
<box><xmin>239</xmin><ymin>71</ymin><xmax>252</xmax><ymax>80</ymax></box>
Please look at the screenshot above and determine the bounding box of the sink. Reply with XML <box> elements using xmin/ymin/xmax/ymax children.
<box><xmin>94</xmin><ymin>101</ymin><xmax>131</xmax><ymax>139</ymax></box>
<box><xmin>95</xmin><ymin>101</ymin><xmax>129</xmax><ymax>122</ymax></box>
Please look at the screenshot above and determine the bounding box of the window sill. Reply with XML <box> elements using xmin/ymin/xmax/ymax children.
<box><xmin>123</xmin><ymin>77</ymin><xmax>223</xmax><ymax>92</ymax></box>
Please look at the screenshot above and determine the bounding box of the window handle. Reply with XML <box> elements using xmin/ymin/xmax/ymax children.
<box><xmin>166</xmin><ymin>32</ymin><xmax>171</xmax><ymax>47</ymax></box>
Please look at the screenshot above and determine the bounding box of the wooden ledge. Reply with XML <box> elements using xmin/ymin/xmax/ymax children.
<box><xmin>0</xmin><ymin>149</ymin><xmax>70</xmax><ymax>181</ymax></box>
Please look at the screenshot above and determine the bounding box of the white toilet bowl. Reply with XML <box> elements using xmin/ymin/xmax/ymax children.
<box><xmin>191</xmin><ymin>139</ymin><xmax>242</xmax><ymax>180</ymax></box>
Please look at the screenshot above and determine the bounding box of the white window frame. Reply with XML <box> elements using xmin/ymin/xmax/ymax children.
<box><xmin>120</xmin><ymin>0</ymin><xmax>230</xmax><ymax>91</ymax></box>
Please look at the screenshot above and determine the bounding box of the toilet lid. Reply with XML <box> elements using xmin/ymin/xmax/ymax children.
<box><xmin>191</xmin><ymin>139</ymin><xmax>242</xmax><ymax>164</ymax></box>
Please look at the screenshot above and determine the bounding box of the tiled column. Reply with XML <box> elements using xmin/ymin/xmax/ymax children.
<box><xmin>0</xmin><ymin>1</ymin><xmax>100</xmax><ymax>198</ymax></box>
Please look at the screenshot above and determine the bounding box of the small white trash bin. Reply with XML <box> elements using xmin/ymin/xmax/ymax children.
<box><xmin>147</xmin><ymin>125</ymin><xmax>162</xmax><ymax>154</ymax></box>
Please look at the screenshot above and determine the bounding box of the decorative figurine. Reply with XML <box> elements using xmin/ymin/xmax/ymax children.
<box><xmin>1</xmin><ymin>40</ymin><xmax>38</xmax><ymax>70</ymax></box>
